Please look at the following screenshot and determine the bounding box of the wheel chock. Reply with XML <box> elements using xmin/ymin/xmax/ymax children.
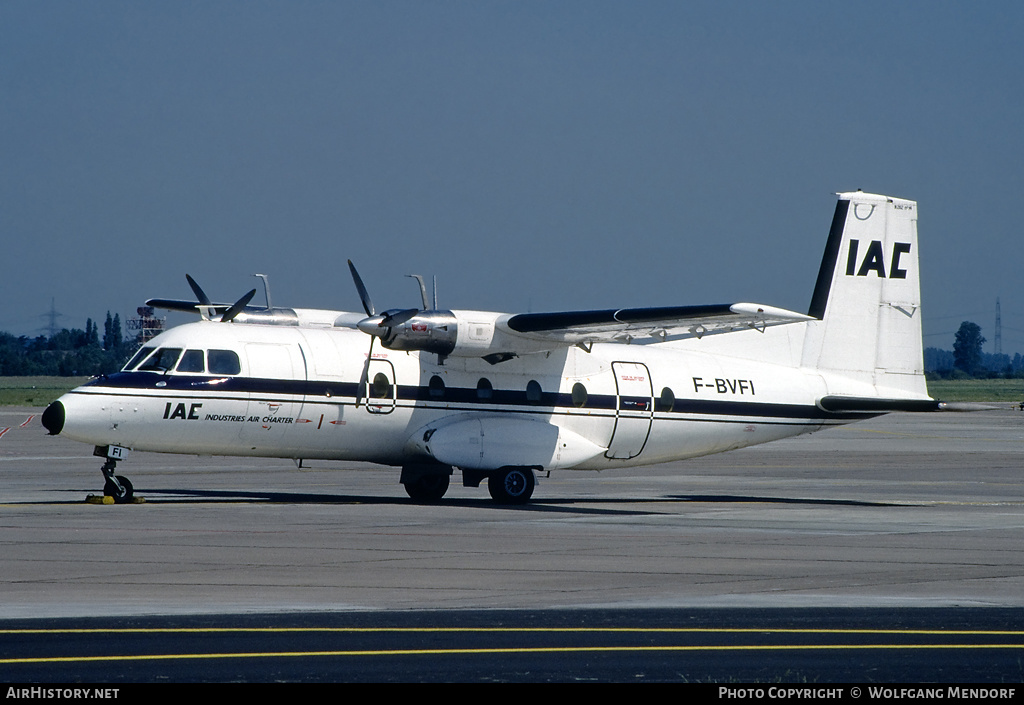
<box><xmin>85</xmin><ymin>494</ymin><xmax>145</xmax><ymax>504</ymax></box>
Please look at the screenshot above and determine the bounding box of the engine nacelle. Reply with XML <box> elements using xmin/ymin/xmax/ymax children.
<box><xmin>353</xmin><ymin>310</ymin><xmax>551</xmax><ymax>360</ymax></box>
<box><xmin>379</xmin><ymin>310</ymin><xmax>459</xmax><ymax>355</ymax></box>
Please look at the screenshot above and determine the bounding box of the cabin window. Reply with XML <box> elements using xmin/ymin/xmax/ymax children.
<box><xmin>138</xmin><ymin>348</ymin><xmax>182</xmax><ymax>373</ymax></box>
<box><xmin>428</xmin><ymin>375</ymin><xmax>446</xmax><ymax>399</ymax></box>
<box><xmin>571</xmin><ymin>382</ymin><xmax>588</xmax><ymax>408</ymax></box>
<box><xmin>657</xmin><ymin>386</ymin><xmax>676</xmax><ymax>412</ymax></box>
<box><xmin>208</xmin><ymin>349</ymin><xmax>241</xmax><ymax>375</ymax></box>
<box><xmin>526</xmin><ymin>380</ymin><xmax>542</xmax><ymax>403</ymax></box>
<box><xmin>370</xmin><ymin>372</ymin><xmax>392</xmax><ymax>399</ymax></box>
<box><xmin>124</xmin><ymin>346</ymin><xmax>155</xmax><ymax>371</ymax></box>
<box><xmin>176</xmin><ymin>349</ymin><xmax>205</xmax><ymax>373</ymax></box>
<box><xmin>476</xmin><ymin>378</ymin><xmax>493</xmax><ymax>400</ymax></box>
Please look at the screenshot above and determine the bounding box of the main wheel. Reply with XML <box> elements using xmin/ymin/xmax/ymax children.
<box><xmin>487</xmin><ymin>467</ymin><xmax>535</xmax><ymax>505</ymax></box>
<box><xmin>103</xmin><ymin>475</ymin><xmax>134</xmax><ymax>504</ymax></box>
<box><xmin>403</xmin><ymin>473</ymin><xmax>450</xmax><ymax>502</ymax></box>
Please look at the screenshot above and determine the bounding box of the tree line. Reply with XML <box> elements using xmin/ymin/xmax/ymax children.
<box><xmin>926</xmin><ymin>321</ymin><xmax>1024</xmax><ymax>379</ymax></box>
<box><xmin>0</xmin><ymin>313</ymin><xmax>135</xmax><ymax>376</ymax></box>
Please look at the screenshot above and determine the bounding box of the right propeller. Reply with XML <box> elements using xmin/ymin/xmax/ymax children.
<box><xmin>347</xmin><ymin>261</ymin><xmax>420</xmax><ymax>343</ymax></box>
<box><xmin>346</xmin><ymin>261</ymin><xmax>459</xmax><ymax>405</ymax></box>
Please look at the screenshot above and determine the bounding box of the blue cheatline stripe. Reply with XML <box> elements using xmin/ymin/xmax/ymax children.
<box><xmin>79</xmin><ymin>372</ymin><xmax>872</xmax><ymax>422</ymax></box>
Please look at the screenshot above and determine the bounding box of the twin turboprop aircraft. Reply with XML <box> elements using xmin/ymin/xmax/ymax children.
<box><xmin>42</xmin><ymin>191</ymin><xmax>937</xmax><ymax>504</ymax></box>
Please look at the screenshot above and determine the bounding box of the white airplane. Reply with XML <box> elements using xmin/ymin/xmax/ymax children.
<box><xmin>42</xmin><ymin>191</ymin><xmax>936</xmax><ymax>504</ymax></box>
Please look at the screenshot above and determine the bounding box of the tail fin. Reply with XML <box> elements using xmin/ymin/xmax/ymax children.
<box><xmin>802</xmin><ymin>191</ymin><xmax>929</xmax><ymax>400</ymax></box>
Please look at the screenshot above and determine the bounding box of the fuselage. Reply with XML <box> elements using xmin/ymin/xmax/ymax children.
<box><xmin>49</xmin><ymin>313</ymin><xmax>873</xmax><ymax>471</ymax></box>
<box><xmin>40</xmin><ymin>191</ymin><xmax>932</xmax><ymax>504</ymax></box>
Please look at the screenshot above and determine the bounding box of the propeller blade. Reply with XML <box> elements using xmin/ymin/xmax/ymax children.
<box><xmin>355</xmin><ymin>336</ymin><xmax>375</xmax><ymax>408</ymax></box>
<box><xmin>381</xmin><ymin>308</ymin><xmax>419</xmax><ymax>327</ymax></box>
<box><xmin>220</xmin><ymin>289</ymin><xmax>257</xmax><ymax>323</ymax></box>
<box><xmin>185</xmin><ymin>274</ymin><xmax>212</xmax><ymax>306</ymax></box>
<box><xmin>347</xmin><ymin>260</ymin><xmax>375</xmax><ymax>317</ymax></box>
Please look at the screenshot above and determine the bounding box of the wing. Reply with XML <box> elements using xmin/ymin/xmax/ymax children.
<box><xmin>145</xmin><ymin>298</ymin><xmax>234</xmax><ymax>316</ymax></box>
<box><xmin>501</xmin><ymin>302</ymin><xmax>813</xmax><ymax>346</ymax></box>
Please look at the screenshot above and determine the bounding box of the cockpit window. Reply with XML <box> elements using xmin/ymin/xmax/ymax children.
<box><xmin>124</xmin><ymin>346</ymin><xmax>156</xmax><ymax>371</ymax></box>
<box><xmin>176</xmin><ymin>349</ymin><xmax>205</xmax><ymax>373</ymax></box>
<box><xmin>208</xmin><ymin>349</ymin><xmax>241</xmax><ymax>375</ymax></box>
<box><xmin>138</xmin><ymin>348</ymin><xmax>183</xmax><ymax>373</ymax></box>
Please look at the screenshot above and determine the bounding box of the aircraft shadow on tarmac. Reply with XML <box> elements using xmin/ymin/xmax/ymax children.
<box><xmin>670</xmin><ymin>494</ymin><xmax>907</xmax><ymax>507</ymax></box>
<box><xmin>44</xmin><ymin>487</ymin><xmax>905</xmax><ymax>515</ymax></box>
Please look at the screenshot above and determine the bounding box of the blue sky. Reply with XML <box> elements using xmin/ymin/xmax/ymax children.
<box><xmin>3</xmin><ymin>1</ymin><xmax>1022</xmax><ymax>353</ymax></box>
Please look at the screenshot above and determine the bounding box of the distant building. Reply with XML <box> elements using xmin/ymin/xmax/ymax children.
<box><xmin>126</xmin><ymin>306</ymin><xmax>165</xmax><ymax>345</ymax></box>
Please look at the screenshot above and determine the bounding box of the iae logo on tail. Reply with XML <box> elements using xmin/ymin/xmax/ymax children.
<box><xmin>845</xmin><ymin>239</ymin><xmax>912</xmax><ymax>279</ymax></box>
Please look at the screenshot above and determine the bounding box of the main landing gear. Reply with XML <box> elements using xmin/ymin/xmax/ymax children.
<box><xmin>403</xmin><ymin>473</ymin><xmax>451</xmax><ymax>502</ymax></box>
<box><xmin>487</xmin><ymin>466</ymin><xmax>536</xmax><ymax>505</ymax></box>
<box><xmin>401</xmin><ymin>462</ymin><xmax>453</xmax><ymax>502</ymax></box>
<box><xmin>401</xmin><ymin>463</ymin><xmax>538</xmax><ymax>504</ymax></box>
<box><xmin>96</xmin><ymin>445</ymin><xmax>134</xmax><ymax>504</ymax></box>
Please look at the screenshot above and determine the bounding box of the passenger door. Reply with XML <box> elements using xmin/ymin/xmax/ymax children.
<box><xmin>240</xmin><ymin>342</ymin><xmax>307</xmax><ymax>446</ymax></box>
<box><xmin>605</xmin><ymin>361</ymin><xmax>653</xmax><ymax>460</ymax></box>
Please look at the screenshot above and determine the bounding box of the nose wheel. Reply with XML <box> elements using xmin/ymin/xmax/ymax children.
<box><xmin>101</xmin><ymin>459</ymin><xmax>134</xmax><ymax>504</ymax></box>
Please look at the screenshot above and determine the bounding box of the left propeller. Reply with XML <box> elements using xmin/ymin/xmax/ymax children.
<box><xmin>219</xmin><ymin>288</ymin><xmax>258</xmax><ymax>323</ymax></box>
<box><xmin>146</xmin><ymin>275</ymin><xmax>257</xmax><ymax>322</ymax></box>
<box><xmin>186</xmin><ymin>274</ymin><xmax>257</xmax><ymax>322</ymax></box>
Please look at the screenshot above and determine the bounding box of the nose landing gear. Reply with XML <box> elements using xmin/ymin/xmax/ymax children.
<box><xmin>95</xmin><ymin>445</ymin><xmax>135</xmax><ymax>504</ymax></box>
<box><xmin>101</xmin><ymin>460</ymin><xmax>134</xmax><ymax>504</ymax></box>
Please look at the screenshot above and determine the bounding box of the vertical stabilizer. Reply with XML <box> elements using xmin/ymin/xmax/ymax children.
<box><xmin>802</xmin><ymin>192</ymin><xmax>928</xmax><ymax>399</ymax></box>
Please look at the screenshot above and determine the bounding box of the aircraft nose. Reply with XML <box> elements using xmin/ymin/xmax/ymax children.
<box><xmin>41</xmin><ymin>400</ymin><xmax>65</xmax><ymax>435</ymax></box>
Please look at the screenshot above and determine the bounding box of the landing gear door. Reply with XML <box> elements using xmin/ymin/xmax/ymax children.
<box><xmin>365</xmin><ymin>358</ymin><xmax>396</xmax><ymax>415</ymax></box>
<box><xmin>606</xmin><ymin>361</ymin><xmax>653</xmax><ymax>460</ymax></box>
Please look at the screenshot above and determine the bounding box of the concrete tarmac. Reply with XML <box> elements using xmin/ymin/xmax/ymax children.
<box><xmin>2</xmin><ymin>406</ymin><xmax>1024</xmax><ymax>618</ymax></box>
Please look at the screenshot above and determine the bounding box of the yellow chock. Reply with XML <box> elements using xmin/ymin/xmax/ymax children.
<box><xmin>85</xmin><ymin>495</ymin><xmax>145</xmax><ymax>504</ymax></box>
